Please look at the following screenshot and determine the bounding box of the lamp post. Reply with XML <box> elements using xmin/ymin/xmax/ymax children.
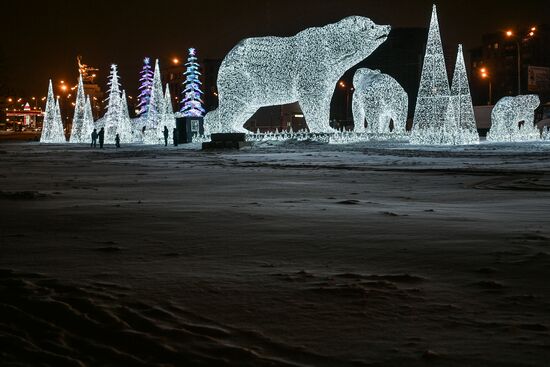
<box><xmin>505</xmin><ymin>27</ymin><xmax>536</xmax><ymax>95</ymax></box>
<box><xmin>480</xmin><ymin>67</ymin><xmax>492</xmax><ymax>105</ymax></box>
<box><xmin>339</xmin><ymin>81</ymin><xmax>353</xmax><ymax>125</ymax></box>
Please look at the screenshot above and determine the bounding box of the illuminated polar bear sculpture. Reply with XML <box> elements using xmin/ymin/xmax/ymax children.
<box><xmin>352</xmin><ymin>68</ymin><xmax>408</xmax><ymax>134</ymax></box>
<box><xmin>487</xmin><ymin>95</ymin><xmax>541</xmax><ymax>142</ymax></box>
<box><xmin>205</xmin><ymin>17</ymin><xmax>391</xmax><ymax>133</ymax></box>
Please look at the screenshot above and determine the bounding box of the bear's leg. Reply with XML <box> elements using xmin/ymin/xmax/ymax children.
<box><xmin>214</xmin><ymin>96</ymin><xmax>257</xmax><ymax>133</ymax></box>
<box><xmin>352</xmin><ymin>100</ymin><xmax>366</xmax><ymax>133</ymax></box>
<box><xmin>299</xmin><ymin>94</ymin><xmax>334</xmax><ymax>133</ymax></box>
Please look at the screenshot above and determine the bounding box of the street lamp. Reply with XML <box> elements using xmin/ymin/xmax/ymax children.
<box><xmin>339</xmin><ymin>81</ymin><xmax>352</xmax><ymax>123</ymax></box>
<box><xmin>505</xmin><ymin>26</ymin><xmax>537</xmax><ymax>95</ymax></box>
<box><xmin>480</xmin><ymin>67</ymin><xmax>492</xmax><ymax>105</ymax></box>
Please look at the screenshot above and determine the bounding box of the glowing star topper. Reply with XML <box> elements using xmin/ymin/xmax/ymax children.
<box><xmin>204</xmin><ymin>16</ymin><xmax>390</xmax><ymax>134</ymax></box>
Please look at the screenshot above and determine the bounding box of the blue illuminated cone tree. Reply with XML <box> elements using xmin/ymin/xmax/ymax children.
<box><xmin>180</xmin><ymin>48</ymin><xmax>205</xmax><ymax>117</ymax></box>
<box><xmin>137</xmin><ymin>57</ymin><xmax>154</xmax><ymax>117</ymax></box>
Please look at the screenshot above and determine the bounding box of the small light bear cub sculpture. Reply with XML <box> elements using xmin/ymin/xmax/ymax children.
<box><xmin>205</xmin><ymin>17</ymin><xmax>391</xmax><ymax>134</ymax></box>
<box><xmin>487</xmin><ymin>95</ymin><xmax>541</xmax><ymax>142</ymax></box>
<box><xmin>352</xmin><ymin>68</ymin><xmax>408</xmax><ymax>134</ymax></box>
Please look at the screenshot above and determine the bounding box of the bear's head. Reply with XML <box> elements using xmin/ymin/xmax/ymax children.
<box><xmin>515</xmin><ymin>94</ymin><xmax>540</xmax><ymax>123</ymax></box>
<box><xmin>327</xmin><ymin>17</ymin><xmax>390</xmax><ymax>66</ymax></box>
<box><xmin>516</xmin><ymin>94</ymin><xmax>540</xmax><ymax>110</ymax></box>
<box><xmin>353</xmin><ymin>68</ymin><xmax>382</xmax><ymax>89</ymax></box>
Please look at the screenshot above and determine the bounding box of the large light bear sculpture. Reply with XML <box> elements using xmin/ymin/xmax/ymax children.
<box><xmin>487</xmin><ymin>95</ymin><xmax>541</xmax><ymax>142</ymax></box>
<box><xmin>352</xmin><ymin>68</ymin><xmax>408</xmax><ymax>134</ymax></box>
<box><xmin>205</xmin><ymin>17</ymin><xmax>391</xmax><ymax>133</ymax></box>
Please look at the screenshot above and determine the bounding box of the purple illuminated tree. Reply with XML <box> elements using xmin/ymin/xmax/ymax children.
<box><xmin>137</xmin><ymin>57</ymin><xmax>154</xmax><ymax>117</ymax></box>
<box><xmin>180</xmin><ymin>48</ymin><xmax>205</xmax><ymax>117</ymax></box>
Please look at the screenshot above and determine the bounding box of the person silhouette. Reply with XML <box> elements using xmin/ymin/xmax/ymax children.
<box><xmin>173</xmin><ymin>128</ymin><xmax>178</xmax><ymax>146</ymax></box>
<box><xmin>163</xmin><ymin>126</ymin><xmax>169</xmax><ymax>146</ymax></box>
<box><xmin>91</xmin><ymin>128</ymin><xmax>98</xmax><ymax>148</ymax></box>
<box><xmin>115</xmin><ymin>133</ymin><xmax>120</xmax><ymax>148</ymax></box>
<box><xmin>98</xmin><ymin>127</ymin><xmax>105</xmax><ymax>149</ymax></box>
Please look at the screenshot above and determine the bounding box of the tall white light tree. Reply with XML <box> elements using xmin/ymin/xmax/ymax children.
<box><xmin>83</xmin><ymin>95</ymin><xmax>95</xmax><ymax>141</ymax></box>
<box><xmin>448</xmin><ymin>45</ymin><xmax>479</xmax><ymax>145</ymax></box>
<box><xmin>104</xmin><ymin>64</ymin><xmax>122</xmax><ymax>141</ymax></box>
<box><xmin>40</xmin><ymin>80</ymin><xmax>66</xmax><ymax>143</ymax></box>
<box><xmin>117</xmin><ymin>90</ymin><xmax>133</xmax><ymax>143</ymax></box>
<box><xmin>410</xmin><ymin>5</ymin><xmax>451</xmax><ymax>145</ymax></box>
<box><xmin>157</xmin><ymin>83</ymin><xmax>176</xmax><ymax>141</ymax></box>
<box><xmin>69</xmin><ymin>74</ymin><xmax>87</xmax><ymax>143</ymax></box>
<box><xmin>148</xmin><ymin>59</ymin><xmax>164</xmax><ymax>129</ymax></box>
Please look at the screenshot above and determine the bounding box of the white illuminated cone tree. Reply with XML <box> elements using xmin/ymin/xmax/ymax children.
<box><xmin>40</xmin><ymin>80</ymin><xmax>66</xmax><ymax>143</ymax></box>
<box><xmin>411</xmin><ymin>5</ymin><xmax>451</xmax><ymax>145</ymax></box>
<box><xmin>157</xmin><ymin>84</ymin><xmax>176</xmax><ymax>141</ymax></box>
<box><xmin>104</xmin><ymin>64</ymin><xmax>122</xmax><ymax>141</ymax></box>
<box><xmin>148</xmin><ymin>59</ymin><xmax>164</xmax><ymax>129</ymax></box>
<box><xmin>117</xmin><ymin>90</ymin><xmax>133</xmax><ymax>143</ymax></box>
<box><xmin>69</xmin><ymin>74</ymin><xmax>87</xmax><ymax>143</ymax></box>
<box><xmin>448</xmin><ymin>45</ymin><xmax>479</xmax><ymax>145</ymax></box>
<box><xmin>82</xmin><ymin>96</ymin><xmax>94</xmax><ymax>141</ymax></box>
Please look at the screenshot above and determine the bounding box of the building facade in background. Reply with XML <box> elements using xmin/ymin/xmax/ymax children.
<box><xmin>470</xmin><ymin>24</ymin><xmax>550</xmax><ymax>107</ymax></box>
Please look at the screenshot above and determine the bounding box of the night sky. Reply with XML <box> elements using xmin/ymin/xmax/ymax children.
<box><xmin>2</xmin><ymin>0</ymin><xmax>548</xmax><ymax>98</ymax></box>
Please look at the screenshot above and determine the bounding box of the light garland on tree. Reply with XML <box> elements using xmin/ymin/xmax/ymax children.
<box><xmin>447</xmin><ymin>44</ymin><xmax>480</xmax><ymax>145</ymax></box>
<box><xmin>69</xmin><ymin>74</ymin><xmax>87</xmax><ymax>143</ymax></box>
<box><xmin>352</xmin><ymin>68</ymin><xmax>408</xmax><ymax>136</ymax></box>
<box><xmin>103</xmin><ymin>64</ymin><xmax>122</xmax><ymax>141</ymax></box>
<box><xmin>180</xmin><ymin>48</ymin><xmax>205</xmax><ymax>118</ymax></box>
<box><xmin>117</xmin><ymin>90</ymin><xmax>133</xmax><ymax>143</ymax></box>
<box><xmin>204</xmin><ymin>16</ymin><xmax>390</xmax><ymax>134</ymax></box>
<box><xmin>157</xmin><ymin>83</ymin><xmax>176</xmax><ymax>142</ymax></box>
<box><xmin>40</xmin><ymin>80</ymin><xmax>66</xmax><ymax>143</ymax></box>
<box><xmin>137</xmin><ymin>57</ymin><xmax>154</xmax><ymax>117</ymax></box>
<box><xmin>82</xmin><ymin>95</ymin><xmax>94</xmax><ymax>141</ymax></box>
<box><xmin>410</xmin><ymin>5</ymin><xmax>453</xmax><ymax>145</ymax></box>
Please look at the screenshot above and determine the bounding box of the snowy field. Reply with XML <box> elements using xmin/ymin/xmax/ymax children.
<box><xmin>1</xmin><ymin>140</ymin><xmax>550</xmax><ymax>366</ymax></box>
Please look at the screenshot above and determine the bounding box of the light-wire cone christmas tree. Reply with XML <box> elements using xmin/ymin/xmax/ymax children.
<box><xmin>40</xmin><ymin>80</ymin><xmax>66</xmax><ymax>143</ymax></box>
<box><xmin>180</xmin><ymin>48</ymin><xmax>205</xmax><ymax>117</ymax></box>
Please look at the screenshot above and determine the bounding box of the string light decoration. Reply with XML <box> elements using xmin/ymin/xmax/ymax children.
<box><xmin>411</xmin><ymin>5</ymin><xmax>452</xmax><ymax>145</ymax></box>
<box><xmin>486</xmin><ymin>95</ymin><xmax>541</xmax><ymax>142</ymax></box>
<box><xmin>204</xmin><ymin>16</ymin><xmax>391</xmax><ymax>134</ymax></box>
<box><xmin>352</xmin><ymin>68</ymin><xmax>408</xmax><ymax>135</ymax></box>
<box><xmin>117</xmin><ymin>90</ymin><xmax>134</xmax><ymax>143</ymax></box>
<box><xmin>137</xmin><ymin>57</ymin><xmax>154</xmax><ymax>117</ymax></box>
<box><xmin>82</xmin><ymin>95</ymin><xmax>95</xmax><ymax>141</ymax></box>
<box><xmin>69</xmin><ymin>74</ymin><xmax>87</xmax><ymax>143</ymax></box>
<box><xmin>147</xmin><ymin>59</ymin><xmax>165</xmax><ymax>129</ymax></box>
<box><xmin>447</xmin><ymin>45</ymin><xmax>479</xmax><ymax>145</ymax></box>
<box><xmin>157</xmin><ymin>84</ymin><xmax>176</xmax><ymax>141</ymax></box>
<box><xmin>543</xmin><ymin>125</ymin><xmax>550</xmax><ymax>141</ymax></box>
<box><xmin>40</xmin><ymin>80</ymin><xmax>66</xmax><ymax>143</ymax></box>
<box><xmin>180</xmin><ymin>48</ymin><xmax>205</xmax><ymax>117</ymax></box>
<box><xmin>103</xmin><ymin>64</ymin><xmax>122</xmax><ymax>141</ymax></box>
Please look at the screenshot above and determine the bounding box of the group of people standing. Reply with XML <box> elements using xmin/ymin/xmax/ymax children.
<box><xmin>90</xmin><ymin>126</ymin><xmax>178</xmax><ymax>149</ymax></box>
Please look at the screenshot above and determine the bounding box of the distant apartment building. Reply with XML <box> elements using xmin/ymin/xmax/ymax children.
<box><xmin>469</xmin><ymin>25</ymin><xmax>550</xmax><ymax>107</ymax></box>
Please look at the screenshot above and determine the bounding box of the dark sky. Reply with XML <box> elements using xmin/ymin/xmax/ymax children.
<box><xmin>2</xmin><ymin>0</ymin><xmax>548</xmax><ymax>98</ymax></box>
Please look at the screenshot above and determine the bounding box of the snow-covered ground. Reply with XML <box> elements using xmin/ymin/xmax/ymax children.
<box><xmin>1</xmin><ymin>140</ymin><xmax>549</xmax><ymax>366</ymax></box>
